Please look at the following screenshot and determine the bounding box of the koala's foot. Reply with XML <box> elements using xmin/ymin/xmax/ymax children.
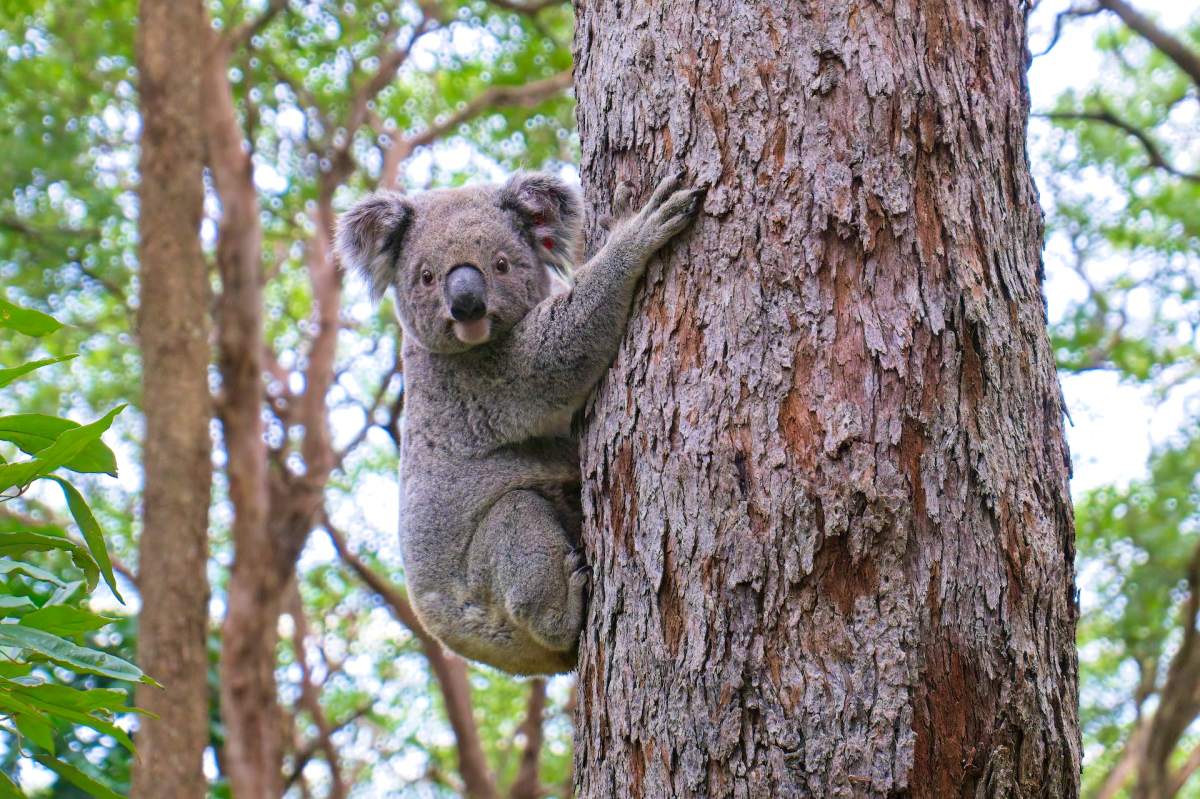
<box><xmin>487</xmin><ymin>490</ymin><xmax>589</xmax><ymax>657</ymax></box>
<box><xmin>508</xmin><ymin>547</ymin><xmax>588</xmax><ymax>653</ymax></box>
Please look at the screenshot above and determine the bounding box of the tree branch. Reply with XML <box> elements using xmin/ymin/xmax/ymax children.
<box><xmin>1030</xmin><ymin>4</ymin><xmax>1101</xmax><ymax>58</ymax></box>
<box><xmin>333</xmin><ymin>354</ymin><xmax>402</xmax><ymax>468</ymax></box>
<box><xmin>487</xmin><ymin>0</ymin><xmax>566</xmax><ymax>13</ymax></box>
<box><xmin>1093</xmin><ymin>719</ymin><xmax>1149</xmax><ymax>799</ymax></box>
<box><xmin>283</xmin><ymin>704</ymin><xmax>373</xmax><ymax>793</ymax></box>
<box><xmin>1129</xmin><ymin>542</ymin><xmax>1200</xmax><ymax>797</ymax></box>
<box><xmin>380</xmin><ymin>70</ymin><xmax>572</xmax><ymax>188</ymax></box>
<box><xmin>1096</xmin><ymin>0</ymin><xmax>1200</xmax><ymax>90</ymax></box>
<box><xmin>1034</xmin><ymin>109</ymin><xmax>1200</xmax><ymax>182</ymax></box>
<box><xmin>324</xmin><ymin>518</ymin><xmax>499</xmax><ymax>799</ymax></box>
<box><xmin>223</xmin><ymin>0</ymin><xmax>288</xmax><ymax>52</ymax></box>
<box><xmin>1169</xmin><ymin>739</ymin><xmax>1200</xmax><ymax>797</ymax></box>
<box><xmin>330</xmin><ymin>14</ymin><xmax>438</xmax><ymax>185</ymax></box>
<box><xmin>286</xmin><ymin>583</ymin><xmax>348</xmax><ymax>799</ymax></box>
<box><xmin>508</xmin><ymin>679</ymin><xmax>547</xmax><ymax>799</ymax></box>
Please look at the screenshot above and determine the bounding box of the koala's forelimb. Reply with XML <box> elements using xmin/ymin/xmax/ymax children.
<box><xmin>504</xmin><ymin>172</ymin><xmax>705</xmax><ymax>426</ymax></box>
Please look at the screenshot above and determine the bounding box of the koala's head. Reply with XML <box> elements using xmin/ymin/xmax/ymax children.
<box><xmin>335</xmin><ymin>173</ymin><xmax>581</xmax><ymax>354</ymax></box>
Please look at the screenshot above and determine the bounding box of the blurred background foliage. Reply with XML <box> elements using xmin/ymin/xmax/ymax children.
<box><xmin>0</xmin><ymin>0</ymin><xmax>1197</xmax><ymax>796</ymax></box>
<box><xmin>1030</xmin><ymin>2</ymin><xmax>1200</xmax><ymax>796</ymax></box>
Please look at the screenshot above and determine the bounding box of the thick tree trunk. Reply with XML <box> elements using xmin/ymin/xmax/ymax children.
<box><xmin>573</xmin><ymin>2</ymin><xmax>1080</xmax><ymax>797</ymax></box>
<box><xmin>131</xmin><ymin>1</ymin><xmax>213</xmax><ymax>797</ymax></box>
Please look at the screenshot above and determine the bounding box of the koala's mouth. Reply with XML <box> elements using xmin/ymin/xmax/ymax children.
<box><xmin>452</xmin><ymin>318</ymin><xmax>492</xmax><ymax>345</ymax></box>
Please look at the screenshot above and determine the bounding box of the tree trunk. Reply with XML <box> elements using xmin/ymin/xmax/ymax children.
<box><xmin>131</xmin><ymin>1</ymin><xmax>213</xmax><ymax>797</ymax></box>
<box><xmin>202</xmin><ymin>26</ymin><xmax>282</xmax><ymax>799</ymax></box>
<box><xmin>572</xmin><ymin>2</ymin><xmax>1080</xmax><ymax>797</ymax></box>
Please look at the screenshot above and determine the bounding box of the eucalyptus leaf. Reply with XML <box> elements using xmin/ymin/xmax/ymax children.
<box><xmin>0</xmin><ymin>624</ymin><xmax>157</xmax><ymax>686</ymax></box>
<box><xmin>0</xmin><ymin>596</ymin><xmax>36</xmax><ymax>614</ymax></box>
<box><xmin>0</xmin><ymin>415</ymin><xmax>118</xmax><ymax>475</ymax></box>
<box><xmin>19</xmin><ymin>606</ymin><xmax>113</xmax><ymax>636</ymax></box>
<box><xmin>44</xmin><ymin>476</ymin><xmax>122</xmax><ymax>601</ymax></box>
<box><xmin>0</xmin><ymin>768</ymin><xmax>23</xmax><ymax>799</ymax></box>
<box><xmin>32</xmin><ymin>755</ymin><xmax>123</xmax><ymax>799</ymax></box>
<box><xmin>0</xmin><ymin>354</ymin><xmax>76</xmax><ymax>390</ymax></box>
<box><xmin>0</xmin><ymin>405</ymin><xmax>124</xmax><ymax>493</ymax></box>
<box><xmin>0</xmin><ymin>560</ymin><xmax>67</xmax><ymax>587</ymax></box>
<box><xmin>0</xmin><ymin>298</ymin><xmax>61</xmax><ymax>336</ymax></box>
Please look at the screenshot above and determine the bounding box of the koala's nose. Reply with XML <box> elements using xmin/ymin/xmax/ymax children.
<box><xmin>445</xmin><ymin>264</ymin><xmax>487</xmax><ymax>322</ymax></box>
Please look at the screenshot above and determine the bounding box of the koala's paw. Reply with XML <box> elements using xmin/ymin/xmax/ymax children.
<box><xmin>635</xmin><ymin>171</ymin><xmax>705</xmax><ymax>252</ymax></box>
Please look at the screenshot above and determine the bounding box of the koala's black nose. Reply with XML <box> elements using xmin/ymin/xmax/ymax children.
<box><xmin>445</xmin><ymin>264</ymin><xmax>487</xmax><ymax>322</ymax></box>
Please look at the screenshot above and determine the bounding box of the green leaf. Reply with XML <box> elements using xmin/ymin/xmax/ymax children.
<box><xmin>0</xmin><ymin>693</ymin><xmax>55</xmax><ymax>754</ymax></box>
<box><xmin>32</xmin><ymin>755</ymin><xmax>123</xmax><ymax>799</ymax></box>
<box><xmin>19</xmin><ymin>606</ymin><xmax>113</xmax><ymax>636</ymax></box>
<box><xmin>0</xmin><ymin>355</ymin><xmax>76</xmax><ymax>390</ymax></box>
<box><xmin>13</xmin><ymin>713</ymin><xmax>55</xmax><ymax>755</ymax></box>
<box><xmin>0</xmin><ymin>405</ymin><xmax>124</xmax><ymax>493</ymax></box>
<box><xmin>0</xmin><ymin>768</ymin><xmax>24</xmax><ymax>799</ymax></box>
<box><xmin>0</xmin><ymin>560</ymin><xmax>68</xmax><ymax>587</ymax></box>
<box><xmin>17</xmin><ymin>696</ymin><xmax>134</xmax><ymax>753</ymax></box>
<box><xmin>0</xmin><ymin>531</ymin><xmax>99</xmax><ymax>591</ymax></box>
<box><xmin>0</xmin><ymin>596</ymin><xmax>36</xmax><ymax>615</ymax></box>
<box><xmin>8</xmin><ymin>681</ymin><xmax>133</xmax><ymax>716</ymax></box>
<box><xmin>0</xmin><ymin>529</ymin><xmax>77</xmax><ymax>557</ymax></box>
<box><xmin>44</xmin><ymin>476</ymin><xmax>122</xmax><ymax>602</ymax></box>
<box><xmin>0</xmin><ymin>624</ymin><xmax>156</xmax><ymax>686</ymax></box>
<box><xmin>43</xmin><ymin>580</ymin><xmax>84</xmax><ymax>607</ymax></box>
<box><xmin>0</xmin><ymin>299</ymin><xmax>61</xmax><ymax>337</ymax></box>
<box><xmin>0</xmin><ymin>415</ymin><xmax>118</xmax><ymax>476</ymax></box>
<box><xmin>0</xmin><ymin>663</ymin><xmax>33</xmax><ymax>679</ymax></box>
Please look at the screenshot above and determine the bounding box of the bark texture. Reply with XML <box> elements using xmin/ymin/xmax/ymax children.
<box><xmin>131</xmin><ymin>1</ymin><xmax>213</xmax><ymax>796</ymax></box>
<box><xmin>573</xmin><ymin>2</ymin><xmax>1080</xmax><ymax>797</ymax></box>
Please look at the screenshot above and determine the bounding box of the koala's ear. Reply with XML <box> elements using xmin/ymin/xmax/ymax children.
<box><xmin>498</xmin><ymin>172</ymin><xmax>582</xmax><ymax>266</ymax></box>
<box><xmin>335</xmin><ymin>192</ymin><xmax>414</xmax><ymax>302</ymax></box>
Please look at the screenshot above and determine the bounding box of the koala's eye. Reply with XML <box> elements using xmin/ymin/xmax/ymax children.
<box><xmin>494</xmin><ymin>256</ymin><xmax>510</xmax><ymax>275</ymax></box>
<box><xmin>420</xmin><ymin>269</ymin><xmax>434</xmax><ymax>286</ymax></box>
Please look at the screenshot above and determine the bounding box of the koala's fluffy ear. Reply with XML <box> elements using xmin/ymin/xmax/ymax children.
<box><xmin>498</xmin><ymin>172</ymin><xmax>582</xmax><ymax>270</ymax></box>
<box><xmin>335</xmin><ymin>192</ymin><xmax>414</xmax><ymax>301</ymax></box>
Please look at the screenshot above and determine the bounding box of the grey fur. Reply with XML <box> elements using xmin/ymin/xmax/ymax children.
<box><xmin>336</xmin><ymin>171</ymin><xmax>703</xmax><ymax>674</ymax></box>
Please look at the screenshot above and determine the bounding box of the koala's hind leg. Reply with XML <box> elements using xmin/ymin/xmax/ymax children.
<box><xmin>483</xmin><ymin>490</ymin><xmax>589</xmax><ymax>654</ymax></box>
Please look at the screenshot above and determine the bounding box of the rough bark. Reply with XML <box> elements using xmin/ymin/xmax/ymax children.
<box><xmin>573</xmin><ymin>2</ymin><xmax>1080</xmax><ymax>797</ymax></box>
<box><xmin>131</xmin><ymin>2</ymin><xmax>213</xmax><ymax>796</ymax></box>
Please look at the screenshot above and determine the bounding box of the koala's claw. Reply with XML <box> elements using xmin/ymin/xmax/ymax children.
<box><xmin>566</xmin><ymin>549</ymin><xmax>591</xmax><ymax>584</ymax></box>
<box><xmin>646</xmin><ymin>170</ymin><xmax>685</xmax><ymax>210</ymax></box>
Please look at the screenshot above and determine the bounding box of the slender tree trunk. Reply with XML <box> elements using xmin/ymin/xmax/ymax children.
<box><xmin>131</xmin><ymin>1</ymin><xmax>212</xmax><ymax>796</ymax></box>
<box><xmin>202</xmin><ymin>26</ymin><xmax>282</xmax><ymax>799</ymax></box>
<box><xmin>573</xmin><ymin>2</ymin><xmax>1080</xmax><ymax>797</ymax></box>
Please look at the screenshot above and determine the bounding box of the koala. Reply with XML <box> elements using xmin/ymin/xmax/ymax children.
<box><xmin>336</xmin><ymin>170</ymin><xmax>703</xmax><ymax>675</ymax></box>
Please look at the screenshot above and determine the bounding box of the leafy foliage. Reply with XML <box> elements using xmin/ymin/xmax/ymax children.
<box><xmin>1035</xmin><ymin>6</ymin><xmax>1200</xmax><ymax>794</ymax></box>
<box><xmin>0</xmin><ymin>299</ymin><xmax>147</xmax><ymax>797</ymax></box>
<box><xmin>1042</xmin><ymin>18</ymin><xmax>1200</xmax><ymax>390</ymax></box>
